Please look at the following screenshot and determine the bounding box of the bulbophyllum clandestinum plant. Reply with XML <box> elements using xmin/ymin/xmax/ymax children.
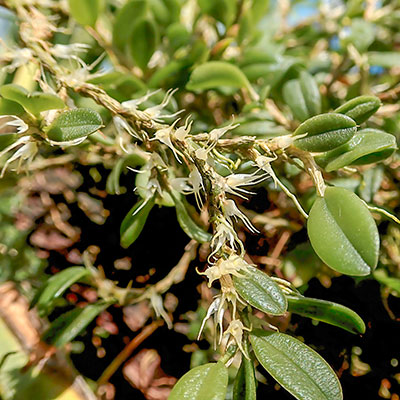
<box><xmin>0</xmin><ymin>1</ymin><xmax>399</xmax><ymax>399</ymax></box>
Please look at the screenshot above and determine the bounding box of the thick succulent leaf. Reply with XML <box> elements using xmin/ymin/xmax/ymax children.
<box><xmin>171</xmin><ymin>192</ymin><xmax>212</xmax><ymax>243</ymax></box>
<box><xmin>129</xmin><ymin>17</ymin><xmax>159</xmax><ymax>70</ymax></box>
<box><xmin>42</xmin><ymin>302</ymin><xmax>109</xmax><ymax>347</ymax></box>
<box><xmin>45</xmin><ymin>109</ymin><xmax>103</xmax><ymax>142</ymax></box>
<box><xmin>187</xmin><ymin>61</ymin><xmax>257</xmax><ymax>99</ymax></box>
<box><xmin>232</xmin><ymin>351</ymin><xmax>257</xmax><ymax>400</ymax></box>
<box><xmin>169</xmin><ymin>362</ymin><xmax>228</xmax><ymax>400</ymax></box>
<box><xmin>120</xmin><ymin>197</ymin><xmax>155</xmax><ymax>248</ymax></box>
<box><xmin>68</xmin><ymin>0</ymin><xmax>101</xmax><ymax>26</ymax></box>
<box><xmin>335</xmin><ymin>95</ymin><xmax>381</xmax><ymax>124</ymax></box>
<box><xmin>293</xmin><ymin>113</ymin><xmax>356</xmax><ymax>152</ymax></box>
<box><xmin>31</xmin><ymin>267</ymin><xmax>90</xmax><ymax>317</ymax></box>
<box><xmin>250</xmin><ymin>330</ymin><xmax>343</xmax><ymax>400</ymax></box>
<box><xmin>317</xmin><ymin>129</ymin><xmax>397</xmax><ymax>172</ymax></box>
<box><xmin>307</xmin><ymin>186</ymin><xmax>379</xmax><ymax>275</ymax></box>
<box><xmin>233</xmin><ymin>265</ymin><xmax>287</xmax><ymax>315</ymax></box>
<box><xmin>287</xmin><ymin>295</ymin><xmax>366</xmax><ymax>334</ymax></box>
<box><xmin>113</xmin><ymin>0</ymin><xmax>148</xmax><ymax>51</ymax></box>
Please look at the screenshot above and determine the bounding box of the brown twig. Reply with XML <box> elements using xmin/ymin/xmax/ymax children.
<box><xmin>97</xmin><ymin>320</ymin><xmax>164</xmax><ymax>387</ymax></box>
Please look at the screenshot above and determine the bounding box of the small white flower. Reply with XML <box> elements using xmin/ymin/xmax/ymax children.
<box><xmin>198</xmin><ymin>254</ymin><xmax>249</xmax><ymax>287</ymax></box>
<box><xmin>0</xmin><ymin>115</ymin><xmax>29</xmax><ymax>134</ymax></box>
<box><xmin>113</xmin><ymin>115</ymin><xmax>142</xmax><ymax>143</ymax></box>
<box><xmin>51</xmin><ymin>43</ymin><xmax>90</xmax><ymax>60</ymax></box>
<box><xmin>210</xmin><ymin>220</ymin><xmax>240</xmax><ymax>257</ymax></box>
<box><xmin>0</xmin><ymin>136</ymin><xmax>38</xmax><ymax>177</ymax></box>
<box><xmin>174</xmin><ymin>116</ymin><xmax>193</xmax><ymax>141</ymax></box>
<box><xmin>223</xmin><ymin>319</ymin><xmax>251</xmax><ymax>358</ymax></box>
<box><xmin>223</xmin><ymin>199</ymin><xmax>259</xmax><ymax>234</ymax></box>
<box><xmin>143</xmin><ymin>88</ymin><xmax>183</xmax><ymax>122</ymax></box>
<box><xmin>0</xmin><ymin>47</ymin><xmax>33</xmax><ymax>73</ymax></box>
<box><xmin>222</xmin><ymin>170</ymin><xmax>270</xmax><ymax>199</ymax></box>
<box><xmin>121</xmin><ymin>89</ymin><xmax>161</xmax><ymax>113</ymax></box>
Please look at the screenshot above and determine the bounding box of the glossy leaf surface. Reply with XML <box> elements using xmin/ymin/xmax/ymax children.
<box><xmin>307</xmin><ymin>186</ymin><xmax>379</xmax><ymax>275</ymax></box>
<box><xmin>32</xmin><ymin>267</ymin><xmax>90</xmax><ymax>317</ymax></box>
<box><xmin>120</xmin><ymin>197</ymin><xmax>155</xmax><ymax>248</ymax></box>
<box><xmin>232</xmin><ymin>349</ymin><xmax>257</xmax><ymax>400</ymax></box>
<box><xmin>287</xmin><ymin>295</ymin><xmax>365</xmax><ymax>334</ymax></box>
<box><xmin>171</xmin><ymin>192</ymin><xmax>212</xmax><ymax>243</ymax></box>
<box><xmin>335</xmin><ymin>95</ymin><xmax>381</xmax><ymax>124</ymax></box>
<box><xmin>293</xmin><ymin>113</ymin><xmax>356</xmax><ymax>152</ymax></box>
<box><xmin>169</xmin><ymin>362</ymin><xmax>228</xmax><ymax>400</ymax></box>
<box><xmin>233</xmin><ymin>265</ymin><xmax>287</xmax><ymax>315</ymax></box>
<box><xmin>43</xmin><ymin>302</ymin><xmax>109</xmax><ymax>347</ymax></box>
<box><xmin>250</xmin><ymin>330</ymin><xmax>343</xmax><ymax>400</ymax></box>
<box><xmin>316</xmin><ymin>129</ymin><xmax>397</xmax><ymax>172</ymax></box>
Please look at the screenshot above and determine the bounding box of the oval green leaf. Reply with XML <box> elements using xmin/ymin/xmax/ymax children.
<box><xmin>299</xmin><ymin>71</ymin><xmax>321</xmax><ymax>117</ymax></box>
<box><xmin>283</xmin><ymin>79</ymin><xmax>309</xmax><ymax>122</ymax></box>
<box><xmin>307</xmin><ymin>186</ymin><xmax>379</xmax><ymax>276</ymax></box>
<box><xmin>250</xmin><ymin>330</ymin><xmax>343</xmax><ymax>400</ymax></box>
<box><xmin>293</xmin><ymin>113</ymin><xmax>356</xmax><ymax>152</ymax></box>
<box><xmin>316</xmin><ymin>129</ymin><xmax>397</xmax><ymax>172</ymax></box>
<box><xmin>112</xmin><ymin>0</ymin><xmax>148</xmax><ymax>51</ymax></box>
<box><xmin>171</xmin><ymin>192</ymin><xmax>212</xmax><ymax>243</ymax></box>
<box><xmin>42</xmin><ymin>302</ymin><xmax>109</xmax><ymax>347</ymax></box>
<box><xmin>187</xmin><ymin>61</ymin><xmax>258</xmax><ymax>100</ymax></box>
<box><xmin>287</xmin><ymin>295</ymin><xmax>366</xmax><ymax>334</ymax></box>
<box><xmin>46</xmin><ymin>108</ymin><xmax>103</xmax><ymax>142</ymax></box>
<box><xmin>232</xmin><ymin>352</ymin><xmax>257</xmax><ymax>400</ymax></box>
<box><xmin>233</xmin><ymin>265</ymin><xmax>287</xmax><ymax>315</ymax></box>
<box><xmin>129</xmin><ymin>17</ymin><xmax>159</xmax><ymax>70</ymax></box>
<box><xmin>335</xmin><ymin>95</ymin><xmax>381</xmax><ymax>124</ymax></box>
<box><xmin>68</xmin><ymin>0</ymin><xmax>101</xmax><ymax>27</ymax></box>
<box><xmin>120</xmin><ymin>197</ymin><xmax>155</xmax><ymax>248</ymax></box>
<box><xmin>169</xmin><ymin>361</ymin><xmax>228</xmax><ymax>400</ymax></box>
<box><xmin>31</xmin><ymin>266</ymin><xmax>90</xmax><ymax>317</ymax></box>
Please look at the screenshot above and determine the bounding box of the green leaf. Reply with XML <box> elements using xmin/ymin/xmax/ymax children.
<box><xmin>169</xmin><ymin>362</ymin><xmax>228</xmax><ymax>400</ymax></box>
<box><xmin>358</xmin><ymin>167</ymin><xmax>384</xmax><ymax>203</ymax></box>
<box><xmin>68</xmin><ymin>0</ymin><xmax>101</xmax><ymax>27</ymax></box>
<box><xmin>120</xmin><ymin>197</ymin><xmax>155</xmax><ymax>248</ymax></box>
<box><xmin>31</xmin><ymin>267</ymin><xmax>90</xmax><ymax>317</ymax></box>
<box><xmin>42</xmin><ymin>302</ymin><xmax>109</xmax><ymax>347</ymax></box>
<box><xmin>233</xmin><ymin>265</ymin><xmax>287</xmax><ymax>315</ymax></box>
<box><xmin>45</xmin><ymin>108</ymin><xmax>103</xmax><ymax>142</ymax></box>
<box><xmin>171</xmin><ymin>192</ymin><xmax>212</xmax><ymax>243</ymax></box>
<box><xmin>373</xmin><ymin>269</ymin><xmax>400</xmax><ymax>294</ymax></box>
<box><xmin>307</xmin><ymin>186</ymin><xmax>379</xmax><ymax>276</ymax></box>
<box><xmin>335</xmin><ymin>95</ymin><xmax>381</xmax><ymax>124</ymax></box>
<box><xmin>198</xmin><ymin>0</ymin><xmax>237</xmax><ymax>27</ymax></box>
<box><xmin>316</xmin><ymin>129</ymin><xmax>397</xmax><ymax>172</ymax></box>
<box><xmin>232</xmin><ymin>341</ymin><xmax>257</xmax><ymax>400</ymax></box>
<box><xmin>250</xmin><ymin>330</ymin><xmax>343</xmax><ymax>400</ymax></box>
<box><xmin>113</xmin><ymin>0</ymin><xmax>148</xmax><ymax>51</ymax></box>
<box><xmin>0</xmin><ymin>98</ymin><xmax>25</xmax><ymax>116</ymax></box>
<box><xmin>129</xmin><ymin>17</ymin><xmax>159</xmax><ymax>70</ymax></box>
<box><xmin>187</xmin><ymin>61</ymin><xmax>258</xmax><ymax>100</ymax></box>
<box><xmin>283</xmin><ymin>80</ymin><xmax>309</xmax><ymax>122</ymax></box>
<box><xmin>299</xmin><ymin>71</ymin><xmax>321</xmax><ymax>117</ymax></box>
<box><xmin>293</xmin><ymin>113</ymin><xmax>356</xmax><ymax>152</ymax></box>
<box><xmin>368</xmin><ymin>52</ymin><xmax>400</xmax><ymax>68</ymax></box>
<box><xmin>287</xmin><ymin>295</ymin><xmax>366</xmax><ymax>334</ymax></box>
<box><xmin>0</xmin><ymin>84</ymin><xmax>65</xmax><ymax>116</ymax></box>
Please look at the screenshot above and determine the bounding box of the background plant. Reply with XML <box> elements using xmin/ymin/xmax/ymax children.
<box><xmin>0</xmin><ymin>0</ymin><xmax>399</xmax><ymax>399</ymax></box>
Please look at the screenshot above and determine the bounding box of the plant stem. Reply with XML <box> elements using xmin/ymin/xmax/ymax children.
<box><xmin>96</xmin><ymin>320</ymin><xmax>163</xmax><ymax>387</ymax></box>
